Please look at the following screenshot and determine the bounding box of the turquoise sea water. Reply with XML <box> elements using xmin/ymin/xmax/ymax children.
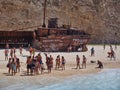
<box><xmin>1</xmin><ymin>69</ymin><xmax>120</xmax><ymax>90</ymax></box>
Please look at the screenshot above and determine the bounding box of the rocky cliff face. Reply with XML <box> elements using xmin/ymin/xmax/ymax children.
<box><xmin>0</xmin><ymin>0</ymin><xmax>120</xmax><ymax>43</ymax></box>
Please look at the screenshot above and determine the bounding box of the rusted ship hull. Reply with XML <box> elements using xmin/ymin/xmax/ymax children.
<box><xmin>35</xmin><ymin>35</ymin><xmax>89</xmax><ymax>52</ymax></box>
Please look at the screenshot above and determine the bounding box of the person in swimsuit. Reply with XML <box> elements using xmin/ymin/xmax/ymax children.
<box><xmin>76</xmin><ymin>55</ymin><xmax>81</xmax><ymax>69</ymax></box>
<box><xmin>7</xmin><ymin>58</ymin><xmax>12</xmax><ymax>74</ymax></box>
<box><xmin>61</xmin><ymin>56</ymin><xmax>66</xmax><ymax>70</ymax></box>
<box><xmin>11</xmin><ymin>58</ymin><xmax>17</xmax><ymax>76</ymax></box>
<box><xmin>4</xmin><ymin>49</ymin><xmax>9</xmax><ymax>60</ymax></box>
<box><xmin>82</xmin><ymin>55</ymin><xmax>87</xmax><ymax>69</ymax></box>
<box><xmin>26</xmin><ymin>56</ymin><xmax>32</xmax><ymax>75</ymax></box>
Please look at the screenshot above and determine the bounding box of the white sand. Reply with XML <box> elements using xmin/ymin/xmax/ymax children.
<box><xmin>0</xmin><ymin>45</ymin><xmax>120</xmax><ymax>89</ymax></box>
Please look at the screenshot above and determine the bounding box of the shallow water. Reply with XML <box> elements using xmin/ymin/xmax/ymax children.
<box><xmin>1</xmin><ymin>69</ymin><xmax>120</xmax><ymax>90</ymax></box>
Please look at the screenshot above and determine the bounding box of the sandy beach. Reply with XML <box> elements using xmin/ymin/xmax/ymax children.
<box><xmin>0</xmin><ymin>45</ymin><xmax>120</xmax><ymax>90</ymax></box>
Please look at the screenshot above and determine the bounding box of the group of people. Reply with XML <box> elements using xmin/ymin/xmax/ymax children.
<box><xmin>26</xmin><ymin>54</ymin><xmax>44</xmax><ymax>75</ymax></box>
<box><xmin>5</xmin><ymin>49</ymin><xmax>21</xmax><ymax>76</ymax></box>
<box><xmin>76</xmin><ymin>55</ymin><xmax>87</xmax><ymax>69</ymax></box>
<box><xmin>4</xmin><ymin>45</ymin><xmax>106</xmax><ymax>76</ymax></box>
<box><xmin>5</xmin><ymin>46</ymin><xmax>23</xmax><ymax>76</ymax></box>
<box><xmin>5</xmin><ymin>47</ymin><xmax>23</xmax><ymax>60</ymax></box>
<box><xmin>25</xmin><ymin>53</ymin><xmax>66</xmax><ymax>75</ymax></box>
<box><xmin>54</xmin><ymin>55</ymin><xmax>66</xmax><ymax>70</ymax></box>
<box><xmin>7</xmin><ymin>57</ymin><xmax>20</xmax><ymax>76</ymax></box>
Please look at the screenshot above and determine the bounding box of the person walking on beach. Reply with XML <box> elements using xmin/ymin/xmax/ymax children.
<box><xmin>82</xmin><ymin>55</ymin><xmax>87</xmax><ymax>69</ymax></box>
<box><xmin>4</xmin><ymin>49</ymin><xmax>9</xmax><ymax>60</ymax></box>
<box><xmin>76</xmin><ymin>55</ymin><xmax>80</xmax><ymax>69</ymax></box>
<box><xmin>111</xmin><ymin>49</ymin><xmax>115</xmax><ymax>60</ymax></box>
<box><xmin>61</xmin><ymin>56</ymin><xmax>66</xmax><ymax>70</ymax></box>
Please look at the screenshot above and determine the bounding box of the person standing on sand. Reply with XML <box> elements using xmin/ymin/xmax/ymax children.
<box><xmin>16</xmin><ymin>58</ymin><xmax>20</xmax><ymax>73</ymax></box>
<box><xmin>61</xmin><ymin>56</ymin><xmax>66</xmax><ymax>70</ymax></box>
<box><xmin>11</xmin><ymin>58</ymin><xmax>17</xmax><ymax>76</ymax></box>
<box><xmin>45</xmin><ymin>53</ymin><xmax>49</xmax><ymax>70</ymax></box>
<box><xmin>13</xmin><ymin>47</ymin><xmax>16</xmax><ymax>56</ymax></box>
<box><xmin>32</xmin><ymin>48</ymin><xmax>35</xmax><ymax>57</ymax></box>
<box><xmin>48</xmin><ymin>57</ymin><xmax>52</xmax><ymax>73</ymax></box>
<box><xmin>19</xmin><ymin>46</ymin><xmax>23</xmax><ymax>56</ymax></box>
<box><xmin>91</xmin><ymin>47</ymin><xmax>95</xmax><ymax>56</ymax></box>
<box><xmin>29</xmin><ymin>47</ymin><xmax>33</xmax><ymax>56</ymax></box>
<box><xmin>10</xmin><ymin>48</ymin><xmax>13</xmax><ymax>58</ymax></box>
<box><xmin>4</xmin><ymin>49</ymin><xmax>9</xmax><ymax>60</ymax></box>
<box><xmin>55</xmin><ymin>55</ymin><xmax>60</xmax><ymax>69</ymax></box>
<box><xmin>34</xmin><ymin>58</ymin><xmax>40</xmax><ymax>75</ymax></box>
<box><xmin>7</xmin><ymin>58</ymin><xmax>12</xmax><ymax>74</ymax></box>
<box><xmin>6</xmin><ymin>43</ymin><xmax>9</xmax><ymax>49</ymax></box>
<box><xmin>76</xmin><ymin>55</ymin><xmax>81</xmax><ymax>69</ymax></box>
<box><xmin>41</xmin><ymin>63</ymin><xmax>45</xmax><ymax>74</ymax></box>
<box><xmin>82</xmin><ymin>55</ymin><xmax>87</xmax><ymax>69</ymax></box>
<box><xmin>26</xmin><ymin>56</ymin><xmax>32</xmax><ymax>75</ymax></box>
<box><xmin>36</xmin><ymin>53</ymin><xmax>42</xmax><ymax>71</ymax></box>
<box><xmin>50</xmin><ymin>55</ymin><xmax>53</xmax><ymax>68</ymax></box>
